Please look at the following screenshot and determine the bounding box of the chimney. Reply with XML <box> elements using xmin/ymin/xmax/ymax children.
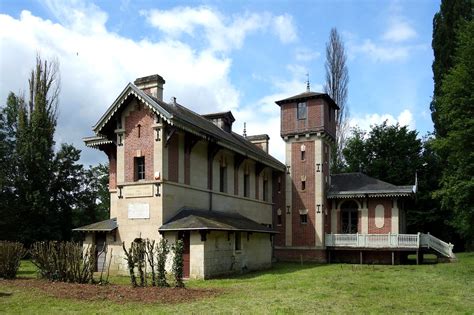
<box><xmin>134</xmin><ymin>74</ymin><xmax>165</xmax><ymax>101</ymax></box>
<box><xmin>246</xmin><ymin>134</ymin><xmax>270</xmax><ymax>153</ymax></box>
<box><xmin>202</xmin><ymin>111</ymin><xmax>235</xmax><ymax>133</ymax></box>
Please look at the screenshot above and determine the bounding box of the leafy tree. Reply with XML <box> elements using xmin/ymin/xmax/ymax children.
<box><xmin>324</xmin><ymin>27</ymin><xmax>349</xmax><ymax>172</ymax></box>
<box><xmin>431</xmin><ymin>0</ymin><xmax>472</xmax><ymax>136</ymax></box>
<box><xmin>343</xmin><ymin>122</ymin><xmax>422</xmax><ymax>186</ymax></box>
<box><xmin>0</xmin><ymin>55</ymin><xmax>109</xmax><ymax>243</ymax></box>
<box><xmin>433</xmin><ymin>20</ymin><xmax>474</xmax><ymax>243</ymax></box>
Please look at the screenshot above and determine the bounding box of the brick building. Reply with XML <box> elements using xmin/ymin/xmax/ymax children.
<box><xmin>75</xmin><ymin>74</ymin><xmax>454</xmax><ymax>279</ymax></box>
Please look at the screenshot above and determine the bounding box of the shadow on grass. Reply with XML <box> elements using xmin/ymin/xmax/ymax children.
<box><xmin>0</xmin><ymin>292</ymin><xmax>13</xmax><ymax>297</ymax></box>
<box><xmin>207</xmin><ymin>262</ymin><xmax>329</xmax><ymax>281</ymax></box>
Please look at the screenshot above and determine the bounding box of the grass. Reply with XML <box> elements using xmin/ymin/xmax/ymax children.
<box><xmin>1</xmin><ymin>253</ymin><xmax>473</xmax><ymax>314</ymax></box>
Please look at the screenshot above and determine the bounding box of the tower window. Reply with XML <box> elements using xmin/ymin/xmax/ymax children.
<box><xmin>297</xmin><ymin>102</ymin><xmax>307</xmax><ymax>120</ymax></box>
<box><xmin>301</xmin><ymin>150</ymin><xmax>306</xmax><ymax>161</ymax></box>
<box><xmin>137</xmin><ymin>124</ymin><xmax>141</xmax><ymax>138</ymax></box>
<box><xmin>300</xmin><ymin>214</ymin><xmax>308</xmax><ymax>224</ymax></box>
<box><xmin>277</xmin><ymin>213</ymin><xmax>282</xmax><ymax>225</ymax></box>
<box><xmin>301</xmin><ymin>179</ymin><xmax>306</xmax><ymax>191</ymax></box>
<box><xmin>135</xmin><ymin>157</ymin><xmax>145</xmax><ymax>181</ymax></box>
<box><xmin>277</xmin><ymin>176</ymin><xmax>282</xmax><ymax>193</ymax></box>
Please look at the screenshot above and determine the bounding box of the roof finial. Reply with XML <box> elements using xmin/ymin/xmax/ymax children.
<box><xmin>243</xmin><ymin>122</ymin><xmax>247</xmax><ymax>138</ymax></box>
<box><xmin>306</xmin><ymin>73</ymin><xmax>310</xmax><ymax>92</ymax></box>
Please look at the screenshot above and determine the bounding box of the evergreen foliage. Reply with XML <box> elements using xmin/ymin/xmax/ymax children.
<box><xmin>0</xmin><ymin>55</ymin><xmax>109</xmax><ymax>243</ymax></box>
<box><xmin>172</xmin><ymin>239</ymin><xmax>185</xmax><ymax>288</ymax></box>
<box><xmin>432</xmin><ymin>19</ymin><xmax>474</xmax><ymax>242</ymax></box>
<box><xmin>431</xmin><ymin>0</ymin><xmax>472</xmax><ymax>136</ymax></box>
<box><xmin>156</xmin><ymin>238</ymin><xmax>170</xmax><ymax>287</ymax></box>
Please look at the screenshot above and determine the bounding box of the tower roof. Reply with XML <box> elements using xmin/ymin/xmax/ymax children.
<box><xmin>275</xmin><ymin>91</ymin><xmax>339</xmax><ymax>109</ymax></box>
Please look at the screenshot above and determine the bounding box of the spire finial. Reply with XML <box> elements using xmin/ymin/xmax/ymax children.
<box><xmin>306</xmin><ymin>73</ymin><xmax>310</xmax><ymax>92</ymax></box>
<box><xmin>243</xmin><ymin>122</ymin><xmax>247</xmax><ymax>138</ymax></box>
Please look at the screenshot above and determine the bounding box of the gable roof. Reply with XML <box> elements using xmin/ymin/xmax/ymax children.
<box><xmin>159</xmin><ymin>208</ymin><xmax>276</xmax><ymax>234</ymax></box>
<box><xmin>88</xmin><ymin>83</ymin><xmax>285</xmax><ymax>171</ymax></box>
<box><xmin>328</xmin><ymin>173</ymin><xmax>415</xmax><ymax>199</ymax></box>
<box><xmin>275</xmin><ymin>91</ymin><xmax>340</xmax><ymax>109</ymax></box>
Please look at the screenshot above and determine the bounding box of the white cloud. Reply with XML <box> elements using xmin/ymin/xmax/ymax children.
<box><xmin>272</xmin><ymin>14</ymin><xmax>297</xmax><ymax>43</ymax></box>
<box><xmin>142</xmin><ymin>6</ymin><xmax>297</xmax><ymax>53</ymax></box>
<box><xmin>383</xmin><ymin>19</ymin><xmax>416</xmax><ymax>42</ymax></box>
<box><xmin>349</xmin><ymin>109</ymin><xmax>415</xmax><ymax>132</ymax></box>
<box><xmin>0</xmin><ymin>6</ymin><xmax>241</xmax><ymax>165</ymax></box>
<box><xmin>294</xmin><ymin>47</ymin><xmax>320</xmax><ymax>62</ymax></box>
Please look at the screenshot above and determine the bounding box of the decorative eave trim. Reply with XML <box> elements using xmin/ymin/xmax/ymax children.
<box><xmin>327</xmin><ymin>192</ymin><xmax>413</xmax><ymax>199</ymax></box>
<box><xmin>92</xmin><ymin>83</ymin><xmax>173</xmax><ymax>135</ymax></box>
<box><xmin>83</xmin><ymin>136</ymin><xmax>113</xmax><ymax>148</ymax></box>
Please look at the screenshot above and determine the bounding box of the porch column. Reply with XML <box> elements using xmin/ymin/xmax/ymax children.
<box><xmin>331</xmin><ymin>200</ymin><xmax>338</xmax><ymax>233</ymax></box>
<box><xmin>391</xmin><ymin>198</ymin><xmax>399</xmax><ymax>233</ymax></box>
<box><xmin>360</xmin><ymin>199</ymin><xmax>368</xmax><ymax>234</ymax></box>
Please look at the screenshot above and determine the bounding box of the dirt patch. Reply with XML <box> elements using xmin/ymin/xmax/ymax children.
<box><xmin>0</xmin><ymin>278</ymin><xmax>221</xmax><ymax>304</ymax></box>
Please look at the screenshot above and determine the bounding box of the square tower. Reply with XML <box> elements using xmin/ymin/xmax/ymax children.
<box><xmin>275</xmin><ymin>91</ymin><xmax>338</xmax><ymax>250</ymax></box>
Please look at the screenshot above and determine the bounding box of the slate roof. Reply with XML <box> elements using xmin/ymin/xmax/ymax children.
<box><xmin>159</xmin><ymin>208</ymin><xmax>277</xmax><ymax>234</ymax></box>
<box><xmin>328</xmin><ymin>173</ymin><xmax>415</xmax><ymax>199</ymax></box>
<box><xmin>88</xmin><ymin>83</ymin><xmax>285</xmax><ymax>171</ymax></box>
<box><xmin>73</xmin><ymin>218</ymin><xmax>118</xmax><ymax>232</ymax></box>
<box><xmin>275</xmin><ymin>91</ymin><xmax>340</xmax><ymax>109</ymax></box>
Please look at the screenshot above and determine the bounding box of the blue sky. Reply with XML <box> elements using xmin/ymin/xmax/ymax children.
<box><xmin>0</xmin><ymin>0</ymin><xmax>440</xmax><ymax>165</ymax></box>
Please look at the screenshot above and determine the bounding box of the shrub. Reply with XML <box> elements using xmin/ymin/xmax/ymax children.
<box><xmin>156</xmin><ymin>238</ymin><xmax>170</xmax><ymax>287</ymax></box>
<box><xmin>30</xmin><ymin>241</ymin><xmax>96</xmax><ymax>283</ymax></box>
<box><xmin>172</xmin><ymin>239</ymin><xmax>185</xmax><ymax>288</ymax></box>
<box><xmin>0</xmin><ymin>241</ymin><xmax>27</xmax><ymax>279</ymax></box>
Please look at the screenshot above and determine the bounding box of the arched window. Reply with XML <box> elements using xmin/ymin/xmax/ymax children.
<box><xmin>340</xmin><ymin>200</ymin><xmax>359</xmax><ymax>234</ymax></box>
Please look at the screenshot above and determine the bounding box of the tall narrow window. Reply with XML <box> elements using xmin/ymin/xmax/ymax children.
<box><xmin>137</xmin><ymin>124</ymin><xmax>141</xmax><ymax>138</ymax></box>
<box><xmin>277</xmin><ymin>176</ymin><xmax>281</xmax><ymax>193</ymax></box>
<box><xmin>301</xmin><ymin>179</ymin><xmax>306</xmax><ymax>191</ymax></box>
<box><xmin>263</xmin><ymin>179</ymin><xmax>268</xmax><ymax>201</ymax></box>
<box><xmin>301</xmin><ymin>150</ymin><xmax>306</xmax><ymax>161</ymax></box>
<box><xmin>300</xmin><ymin>213</ymin><xmax>308</xmax><ymax>224</ymax></box>
<box><xmin>135</xmin><ymin>157</ymin><xmax>145</xmax><ymax>181</ymax></box>
<box><xmin>235</xmin><ymin>232</ymin><xmax>242</xmax><ymax>251</ymax></box>
<box><xmin>244</xmin><ymin>174</ymin><xmax>250</xmax><ymax>197</ymax></box>
<box><xmin>297</xmin><ymin>102</ymin><xmax>307</xmax><ymax>120</ymax></box>
<box><xmin>219</xmin><ymin>166</ymin><xmax>227</xmax><ymax>193</ymax></box>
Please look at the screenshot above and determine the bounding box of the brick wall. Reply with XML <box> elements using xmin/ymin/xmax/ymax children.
<box><xmin>108</xmin><ymin>149</ymin><xmax>117</xmax><ymax>189</ymax></box>
<box><xmin>291</xmin><ymin>141</ymin><xmax>315</xmax><ymax>247</ymax></box>
<box><xmin>274</xmin><ymin>248</ymin><xmax>327</xmax><ymax>263</ymax></box>
<box><xmin>280</xmin><ymin>99</ymin><xmax>339</xmax><ymax>138</ymax></box>
<box><xmin>124</xmin><ymin>104</ymin><xmax>154</xmax><ymax>182</ymax></box>
<box><xmin>368</xmin><ymin>198</ymin><xmax>392</xmax><ymax>234</ymax></box>
<box><xmin>273</xmin><ymin>171</ymin><xmax>286</xmax><ymax>247</ymax></box>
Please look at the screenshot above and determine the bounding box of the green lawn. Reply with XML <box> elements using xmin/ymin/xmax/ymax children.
<box><xmin>1</xmin><ymin>253</ymin><xmax>473</xmax><ymax>314</ymax></box>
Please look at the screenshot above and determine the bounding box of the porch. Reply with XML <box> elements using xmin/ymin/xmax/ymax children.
<box><xmin>325</xmin><ymin>233</ymin><xmax>455</xmax><ymax>264</ymax></box>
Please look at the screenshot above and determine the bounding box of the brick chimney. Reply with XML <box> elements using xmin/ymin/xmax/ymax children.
<box><xmin>247</xmin><ymin>134</ymin><xmax>270</xmax><ymax>153</ymax></box>
<box><xmin>134</xmin><ymin>74</ymin><xmax>165</xmax><ymax>101</ymax></box>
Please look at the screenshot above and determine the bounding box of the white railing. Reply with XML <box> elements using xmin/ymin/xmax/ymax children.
<box><xmin>420</xmin><ymin>233</ymin><xmax>454</xmax><ymax>258</ymax></box>
<box><xmin>325</xmin><ymin>233</ymin><xmax>455</xmax><ymax>258</ymax></box>
<box><xmin>325</xmin><ymin>233</ymin><xmax>419</xmax><ymax>249</ymax></box>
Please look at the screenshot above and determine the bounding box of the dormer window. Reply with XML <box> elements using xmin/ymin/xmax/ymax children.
<box><xmin>297</xmin><ymin>102</ymin><xmax>307</xmax><ymax>120</ymax></box>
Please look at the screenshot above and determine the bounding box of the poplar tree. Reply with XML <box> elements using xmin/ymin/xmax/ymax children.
<box><xmin>324</xmin><ymin>28</ymin><xmax>349</xmax><ymax>172</ymax></box>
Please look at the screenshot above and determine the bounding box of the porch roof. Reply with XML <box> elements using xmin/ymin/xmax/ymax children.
<box><xmin>328</xmin><ymin>173</ymin><xmax>415</xmax><ymax>199</ymax></box>
<box><xmin>159</xmin><ymin>208</ymin><xmax>277</xmax><ymax>234</ymax></box>
<box><xmin>73</xmin><ymin>218</ymin><xmax>117</xmax><ymax>232</ymax></box>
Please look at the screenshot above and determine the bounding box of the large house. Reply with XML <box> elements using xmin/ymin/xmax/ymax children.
<box><xmin>75</xmin><ymin>74</ymin><xmax>454</xmax><ymax>279</ymax></box>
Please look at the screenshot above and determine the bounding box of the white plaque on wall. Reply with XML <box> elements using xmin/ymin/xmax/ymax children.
<box><xmin>128</xmin><ymin>203</ymin><xmax>150</xmax><ymax>219</ymax></box>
